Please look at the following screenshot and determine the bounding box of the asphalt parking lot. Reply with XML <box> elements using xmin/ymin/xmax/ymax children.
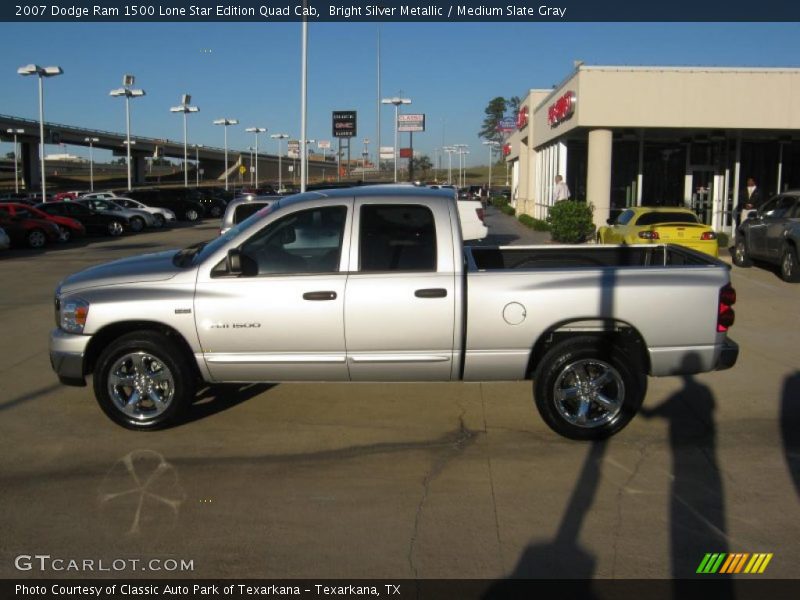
<box><xmin>0</xmin><ymin>207</ymin><xmax>798</xmax><ymax>583</ymax></box>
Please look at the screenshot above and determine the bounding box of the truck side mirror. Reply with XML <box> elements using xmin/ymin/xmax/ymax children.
<box><xmin>226</xmin><ymin>248</ymin><xmax>243</xmax><ymax>275</ymax></box>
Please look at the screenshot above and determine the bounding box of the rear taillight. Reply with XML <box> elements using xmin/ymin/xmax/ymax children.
<box><xmin>701</xmin><ymin>231</ymin><xmax>717</xmax><ymax>240</ymax></box>
<box><xmin>717</xmin><ymin>283</ymin><xmax>736</xmax><ymax>332</ymax></box>
<box><xmin>476</xmin><ymin>208</ymin><xmax>485</xmax><ymax>222</ymax></box>
<box><xmin>638</xmin><ymin>231</ymin><xmax>660</xmax><ymax>240</ymax></box>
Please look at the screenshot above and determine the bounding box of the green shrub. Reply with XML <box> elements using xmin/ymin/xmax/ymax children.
<box><xmin>548</xmin><ymin>200</ymin><xmax>595</xmax><ymax>244</ymax></box>
<box><xmin>499</xmin><ymin>203</ymin><xmax>515</xmax><ymax>216</ymax></box>
<box><xmin>491</xmin><ymin>196</ymin><xmax>508</xmax><ymax>208</ymax></box>
<box><xmin>518</xmin><ymin>214</ymin><xmax>551</xmax><ymax>231</ymax></box>
<box><xmin>716</xmin><ymin>231</ymin><xmax>730</xmax><ymax>248</ymax></box>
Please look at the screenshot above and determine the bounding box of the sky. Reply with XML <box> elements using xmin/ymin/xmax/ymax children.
<box><xmin>2</xmin><ymin>21</ymin><xmax>800</xmax><ymax>166</ymax></box>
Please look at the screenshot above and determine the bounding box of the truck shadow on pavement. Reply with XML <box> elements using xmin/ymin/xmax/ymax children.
<box><xmin>178</xmin><ymin>383</ymin><xmax>277</xmax><ymax>425</ymax></box>
<box><xmin>780</xmin><ymin>371</ymin><xmax>800</xmax><ymax>498</ymax></box>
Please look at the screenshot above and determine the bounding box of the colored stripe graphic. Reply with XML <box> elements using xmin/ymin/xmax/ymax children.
<box><xmin>699</xmin><ymin>553</ymin><xmax>773</xmax><ymax>574</ymax></box>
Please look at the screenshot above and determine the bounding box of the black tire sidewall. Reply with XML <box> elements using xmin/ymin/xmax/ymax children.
<box><xmin>781</xmin><ymin>246</ymin><xmax>800</xmax><ymax>282</ymax></box>
<box><xmin>534</xmin><ymin>336</ymin><xmax>645</xmax><ymax>440</ymax></box>
<box><xmin>28</xmin><ymin>229</ymin><xmax>46</xmax><ymax>248</ymax></box>
<box><xmin>152</xmin><ymin>214</ymin><xmax>165</xmax><ymax>228</ymax></box>
<box><xmin>93</xmin><ymin>332</ymin><xmax>196</xmax><ymax>430</ymax></box>
<box><xmin>108</xmin><ymin>221</ymin><xmax>123</xmax><ymax>236</ymax></box>
<box><xmin>130</xmin><ymin>217</ymin><xmax>144</xmax><ymax>232</ymax></box>
<box><xmin>734</xmin><ymin>236</ymin><xmax>752</xmax><ymax>267</ymax></box>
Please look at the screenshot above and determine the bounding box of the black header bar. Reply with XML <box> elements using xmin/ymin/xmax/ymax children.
<box><xmin>3</xmin><ymin>0</ymin><xmax>800</xmax><ymax>22</ymax></box>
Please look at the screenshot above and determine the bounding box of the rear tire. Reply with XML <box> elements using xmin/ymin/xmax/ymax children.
<box><xmin>733</xmin><ymin>236</ymin><xmax>753</xmax><ymax>267</ymax></box>
<box><xmin>780</xmin><ymin>245</ymin><xmax>800</xmax><ymax>283</ymax></box>
<box><xmin>533</xmin><ymin>336</ymin><xmax>646</xmax><ymax>440</ymax></box>
<box><xmin>58</xmin><ymin>226</ymin><xmax>72</xmax><ymax>243</ymax></box>
<box><xmin>209</xmin><ymin>205</ymin><xmax>223</xmax><ymax>218</ymax></box>
<box><xmin>184</xmin><ymin>208</ymin><xmax>199</xmax><ymax>222</ymax></box>
<box><xmin>27</xmin><ymin>229</ymin><xmax>47</xmax><ymax>248</ymax></box>
<box><xmin>93</xmin><ymin>332</ymin><xmax>196</xmax><ymax>430</ymax></box>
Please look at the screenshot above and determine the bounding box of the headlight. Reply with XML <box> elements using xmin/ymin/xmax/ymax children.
<box><xmin>60</xmin><ymin>298</ymin><xmax>90</xmax><ymax>333</ymax></box>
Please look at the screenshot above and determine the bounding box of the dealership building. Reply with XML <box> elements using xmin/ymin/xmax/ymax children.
<box><xmin>504</xmin><ymin>65</ymin><xmax>800</xmax><ymax>233</ymax></box>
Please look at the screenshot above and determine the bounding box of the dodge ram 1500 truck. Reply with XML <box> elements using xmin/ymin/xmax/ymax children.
<box><xmin>50</xmin><ymin>186</ymin><xmax>739</xmax><ymax>439</ymax></box>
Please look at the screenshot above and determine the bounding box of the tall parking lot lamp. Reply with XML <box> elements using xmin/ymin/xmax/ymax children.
<box><xmin>443</xmin><ymin>146</ymin><xmax>455</xmax><ymax>185</ymax></box>
<box><xmin>110</xmin><ymin>75</ymin><xmax>145</xmax><ymax>192</ymax></box>
<box><xmin>271</xmin><ymin>133</ymin><xmax>289</xmax><ymax>191</ymax></box>
<box><xmin>194</xmin><ymin>144</ymin><xmax>204</xmax><ymax>187</ymax></box>
<box><xmin>245</xmin><ymin>127</ymin><xmax>266</xmax><ymax>185</ymax></box>
<box><xmin>170</xmin><ymin>94</ymin><xmax>199</xmax><ymax>188</ymax></box>
<box><xmin>213</xmin><ymin>118</ymin><xmax>238</xmax><ymax>191</ymax></box>
<box><xmin>483</xmin><ymin>140</ymin><xmax>499</xmax><ymax>198</ymax></box>
<box><xmin>6</xmin><ymin>128</ymin><xmax>25</xmax><ymax>193</ymax></box>
<box><xmin>84</xmin><ymin>137</ymin><xmax>99</xmax><ymax>191</ymax></box>
<box><xmin>381</xmin><ymin>96</ymin><xmax>411</xmax><ymax>183</ymax></box>
<box><xmin>453</xmin><ymin>144</ymin><xmax>468</xmax><ymax>188</ymax></box>
<box><xmin>17</xmin><ymin>64</ymin><xmax>62</xmax><ymax>200</ymax></box>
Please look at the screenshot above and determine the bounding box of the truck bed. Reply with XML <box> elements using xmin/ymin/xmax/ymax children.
<box><xmin>466</xmin><ymin>244</ymin><xmax>722</xmax><ymax>271</ymax></box>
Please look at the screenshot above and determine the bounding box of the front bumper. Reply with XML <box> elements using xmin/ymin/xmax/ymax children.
<box><xmin>715</xmin><ymin>338</ymin><xmax>739</xmax><ymax>371</ymax></box>
<box><xmin>49</xmin><ymin>328</ymin><xmax>90</xmax><ymax>386</ymax></box>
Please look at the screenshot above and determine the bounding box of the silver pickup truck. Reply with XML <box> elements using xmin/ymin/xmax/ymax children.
<box><xmin>50</xmin><ymin>186</ymin><xmax>739</xmax><ymax>439</ymax></box>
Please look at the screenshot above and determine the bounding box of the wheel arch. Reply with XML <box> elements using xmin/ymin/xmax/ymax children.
<box><xmin>84</xmin><ymin>321</ymin><xmax>201</xmax><ymax>381</ymax></box>
<box><xmin>525</xmin><ymin>319</ymin><xmax>650</xmax><ymax>380</ymax></box>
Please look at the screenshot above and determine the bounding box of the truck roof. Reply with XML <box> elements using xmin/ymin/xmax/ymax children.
<box><xmin>277</xmin><ymin>184</ymin><xmax>454</xmax><ymax>211</ymax></box>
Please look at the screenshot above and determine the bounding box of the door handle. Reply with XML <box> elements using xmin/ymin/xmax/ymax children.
<box><xmin>303</xmin><ymin>291</ymin><xmax>337</xmax><ymax>301</ymax></box>
<box><xmin>415</xmin><ymin>288</ymin><xmax>447</xmax><ymax>298</ymax></box>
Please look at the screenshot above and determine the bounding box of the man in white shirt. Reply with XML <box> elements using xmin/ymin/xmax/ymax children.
<box><xmin>553</xmin><ymin>175</ymin><xmax>570</xmax><ymax>202</ymax></box>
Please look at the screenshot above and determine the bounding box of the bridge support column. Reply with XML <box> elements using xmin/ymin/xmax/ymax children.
<box><xmin>20</xmin><ymin>141</ymin><xmax>41</xmax><ymax>191</ymax></box>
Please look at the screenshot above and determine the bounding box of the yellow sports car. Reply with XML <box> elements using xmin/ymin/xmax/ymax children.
<box><xmin>597</xmin><ymin>207</ymin><xmax>719</xmax><ymax>257</ymax></box>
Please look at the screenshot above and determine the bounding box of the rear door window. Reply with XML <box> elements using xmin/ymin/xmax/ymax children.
<box><xmin>359</xmin><ymin>205</ymin><xmax>437</xmax><ymax>272</ymax></box>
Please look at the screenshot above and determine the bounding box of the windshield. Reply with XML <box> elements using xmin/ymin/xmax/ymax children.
<box><xmin>188</xmin><ymin>200</ymin><xmax>281</xmax><ymax>266</ymax></box>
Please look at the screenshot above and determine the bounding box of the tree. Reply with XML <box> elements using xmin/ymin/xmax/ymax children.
<box><xmin>410</xmin><ymin>155</ymin><xmax>433</xmax><ymax>180</ymax></box>
<box><xmin>507</xmin><ymin>96</ymin><xmax>522</xmax><ymax>116</ymax></box>
<box><xmin>479</xmin><ymin>96</ymin><xmax>507</xmax><ymax>144</ymax></box>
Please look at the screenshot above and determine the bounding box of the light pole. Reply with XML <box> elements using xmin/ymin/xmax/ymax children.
<box><xmin>245</xmin><ymin>127</ymin><xmax>266</xmax><ymax>186</ymax></box>
<box><xmin>17</xmin><ymin>64</ymin><xmax>62</xmax><ymax>200</ymax></box>
<box><xmin>453</xmin><ymin>144</ymin><xmax>468</xmax><ymax>188</ymax></box>
<box><xmin>110</xmin><ymin>75</ymin><xmax>145</xmax><ymax>192</ymax></box>
<box><xmin>483</xmin><ymin>140</ymin><xmax>499</xmax><ymax>198</ymax></box>
<box><xmin>443</xmin><ymin>146</ymin><xmax>455</xmax><ymax>185</ymax></box>
<box><xmin>270</xmin><ymin>133</ymin><xmax>289</xmax><ymax>191</ymax></box>
<box><xmin>7</xmin><ymin>128</ymin><xmax>24</xmax><ymax>193</ymax></box>
<box><xmin>213</xmin><ymin>118</ymin><xmax>238</xmax><ymax>191</ymax></box>
<box><xmin>194</xmin><ymin>144</ymin><xmax>204</xmax><ymax>187</ymax></box>
<box><xmin>84</xmin><ymin>137</ymin><xmax>99</xmax><ymax>191</ymax></box>
<box><xmin>381</xmin><ymin>96</ymin><xmax>411</xmax><ymax>183</ymax></box>
<box><xmin>170</xmin><ymin>94</ymin><xmax>199</xmax><ymax>188</ymax></box>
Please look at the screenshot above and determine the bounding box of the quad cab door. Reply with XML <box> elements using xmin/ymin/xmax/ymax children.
<box><xmin>344</xmin><ymin>198</ymin><xmax>457</xmax><ymax>381</ymax></box>
<box><xmin>194</xmin><ymin>201</ymin><xmax>353</xmax><ymax>382</ymax></box>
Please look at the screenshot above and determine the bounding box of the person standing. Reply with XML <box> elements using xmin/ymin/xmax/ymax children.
<box><xmin>737</xmin><ymin>177</ymin><xmax>763</xmax><ymax>225</ymax></box>
<box><xmin>553</xmin><ymin>174</ymin><xmax>570</xmax><ymax>202</ymax></box>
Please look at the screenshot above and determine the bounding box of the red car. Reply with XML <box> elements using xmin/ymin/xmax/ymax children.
<box><xmin>0</xmin><ymin>213</ymin><xmax>61</xmax><ymax>248</ymax></box>
<box><xmin>52</xmin><ymin>191</ymin><xmax>82</xmax><ymax>202</ymax></box>
<box><xmin>0</xmin><ymin>202</ymin><xmax>86</xmax><ymax>242</ymax></box>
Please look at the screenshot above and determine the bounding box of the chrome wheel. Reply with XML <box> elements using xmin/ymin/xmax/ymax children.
<box><xmin>107</xmin><ymin>352</ymin><xmax>175</xmax><ymax>421</ymax></box>
<box><xmin>552</xmin><ymin>359</ymin><xmax>625</xmax><ymax>429</ymax></box>
<box><xmin>58</xmin><ymin>226</ymin><xmax>71</xmax><ymax>243</ymax></box>
<box><xmin>27</xmin><ymin>229</ymin><xmax>47</xmax><ymax>248</ymax></box>
<box><xmin>781</xmin><ymin>247</ymin><xmax>800</xmax><ymax>282</ymax></box>
<box><xmin>185</xmin><ymin>209</ymin><xmax>199</xmax><ymax>222</ymax></box>
<box><xmin>108</xmin><ymin>221</ymin><xmax>124</xmax><ymax>236</ymax></box>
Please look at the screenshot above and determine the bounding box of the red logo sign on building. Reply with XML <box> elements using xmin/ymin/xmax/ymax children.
<box><xmin>516</xmin><ymin>106</ymin><xmax>529</xmax><ymax>129</ymax></box>
<box><xmin>547</xmin><ymin>91</ymin><xmax>576</xmax><ymax>127</ymax></box>
<box><xmin>502</xmin><ymin>143</ymin><xmax>511</xmax><ymax>156</ymax></box>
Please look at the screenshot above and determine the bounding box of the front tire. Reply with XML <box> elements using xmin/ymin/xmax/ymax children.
<box><xmin>107</xmin><ymin>220</ymin><xmax>124</xmax><ymax>237</ymax></box>
<box><xmin>533</xmin><ymin>336</ymin><xmax>646</xmax><ymax>440</ymax></box>
<box><xmin>733</xmin><ymin>236</ymin><xmax>753</xmax><ymax>267</ymax></box>
<box><xmin>93</xmin><ymin>332</ymin><xmax>196</xmax><ymax>430</ymax></box>
<box><xmin>184</xmin><ymin>208</ymin><xmax>199</xmax><ymax>222</ymax></box>
<box><xmin>780</xmin><ymin>245</ymin><xmax>800</xmax><ymax>283</ymax></box>
<box><xmin>129</xmin><ymin>216</ymin><xmax>145</xmax><ymax>232</ymax></box>
<box><xmin>58</xmin><ymin>226</ymin><xmax>72</xmax><ymax>243</ymax></box>
<box><xmin>209</xmin><ymin>205</ymin><xmax>223</xmax><ymax>218</ymax></box>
